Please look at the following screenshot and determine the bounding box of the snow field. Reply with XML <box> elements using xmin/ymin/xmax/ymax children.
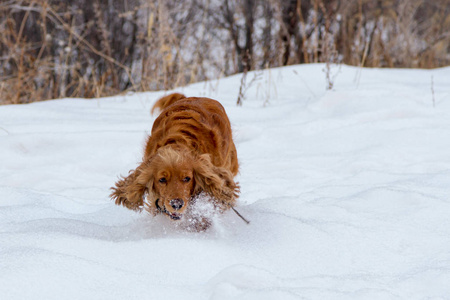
<box><xmin>1</xmin><ymin>64</ymin><xmax>450</xmax><ymax>299</ymax></box>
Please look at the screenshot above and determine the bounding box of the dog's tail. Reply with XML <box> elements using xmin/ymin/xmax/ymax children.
<box><xmin>151</xmin><ymin>93</ymin><xmax>186</xmax><ymax>115</ymax></box>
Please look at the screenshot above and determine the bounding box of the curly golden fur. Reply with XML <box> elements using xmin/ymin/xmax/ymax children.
<box><xmin>110</xmin><ymin>93</ymin><xmax>239</xmax><ymax>229</ymax></box>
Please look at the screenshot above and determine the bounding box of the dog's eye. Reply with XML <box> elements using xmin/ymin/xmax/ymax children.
<box><xmin>183</xmin><ymin>176</ymin><xmax>191</xmax><ymax>182</ymax></box>
<box><xmin>159</xmin><ymin>178</ymin><xmax>167</xmax><ymax>184</ymax></box>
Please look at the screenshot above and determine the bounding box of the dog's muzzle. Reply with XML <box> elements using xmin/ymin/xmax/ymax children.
<box><xmin>156</xmin><ymin>198</ymin><xmax>183</xmax><ymax>220</ymax></box>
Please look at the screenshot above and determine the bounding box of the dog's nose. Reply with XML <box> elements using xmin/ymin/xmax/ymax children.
<box><xmin>170</xmin><ymin>198</ymin><xmax>184</xmax><ymax>210</ymax></box>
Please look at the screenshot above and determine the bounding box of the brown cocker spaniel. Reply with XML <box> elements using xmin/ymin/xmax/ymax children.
<box><xmin>110</xmin><ymin>93</ymin><xmax>239</xmax><ymax>229</ymax></box>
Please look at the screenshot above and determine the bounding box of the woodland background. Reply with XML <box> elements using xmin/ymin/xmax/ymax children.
<box><xmin>0</xmin><ymin>0</ymin><xmax>449</xmax><ymax>104</ymax></box>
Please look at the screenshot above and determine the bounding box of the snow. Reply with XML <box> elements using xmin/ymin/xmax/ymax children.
<box><xmin>1</xmin><ymin>64</ymin><xmax>450</xmax><ymax>299</ymax></box>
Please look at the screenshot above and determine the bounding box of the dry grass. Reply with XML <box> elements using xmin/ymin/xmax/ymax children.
<box><xmin>0</xmin><ymin>0</ymin><xmax>206</xmax><ymax>104</ymax></box>
<box><xmin>0</xmin><ymin>0</ymin><xmax>448</xmax><ymax>105</ymax></box>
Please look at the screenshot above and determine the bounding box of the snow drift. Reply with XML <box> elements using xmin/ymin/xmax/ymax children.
<box><xmin>1</xmin><ymin>64</ymin><xmax>450</xmax><ymax>299</ymax></box>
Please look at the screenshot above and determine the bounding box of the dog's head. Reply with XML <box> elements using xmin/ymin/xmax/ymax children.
<box><xmin>149</xmin><ymin>147</ymin><xmax>195</xmax><ymax>220</ymax></box>
<box><xmin>111</xmin><ymin>146</ymin><xmax>239</xmax><ymax>221</ymax></box>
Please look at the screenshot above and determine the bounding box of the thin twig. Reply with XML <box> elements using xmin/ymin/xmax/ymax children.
<box><xmin>236</xmin><ymin>67</ymin><xmax>248</xmax><ymax>106</ymax></box>
<box><xmin>231</xmin><ymin>207</ymin><xmax>250</xmax><ymax>224</ymax></box>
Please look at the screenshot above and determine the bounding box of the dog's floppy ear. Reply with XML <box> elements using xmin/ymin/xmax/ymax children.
<box><xmin>110</xmin><ymin>160</ymin><xmax>154</xmax><ymax>211</ymax></box>
<box><xmin>193</xmin><ymin>154</ymin><xmax>240</xmax><ymax>209</ymax></box>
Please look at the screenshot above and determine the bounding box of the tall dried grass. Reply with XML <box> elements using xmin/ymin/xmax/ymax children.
<box><xmin>0</xmin><ymin>0</ymin><xmax>448</xmax><ymax>105</ymax></box>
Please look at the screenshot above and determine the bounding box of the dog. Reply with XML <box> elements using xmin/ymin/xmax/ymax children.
<box><xmin>110</xmin><ymin>93</ymin><xmax>239</xmax><ymax>230</ymax></box>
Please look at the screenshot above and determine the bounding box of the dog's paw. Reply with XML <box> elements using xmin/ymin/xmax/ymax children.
<box><xmin>184</xmin><ymin>216</ymin><xmax>212</xmax><ymax>232</ymax></box>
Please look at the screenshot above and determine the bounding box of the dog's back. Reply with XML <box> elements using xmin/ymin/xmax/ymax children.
<box><xmin>146</xmin><ymin>95</ymin><xmax>239</xmax><ymax>176</ymax></box>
